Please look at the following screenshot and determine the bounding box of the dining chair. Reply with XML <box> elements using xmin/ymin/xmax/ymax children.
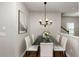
<box><xmin>54</xmin><ymin>35</ymin><xmax>68</xmax><ymax>51</ymax></box>
<box><xmin>56</xmin><ymin>34</ymin><xmax>61</xmax><ymax>43</ymax></box>
<box><xmin>54</xmin><ymin>35</ymin><xmax>68</xmax><ymax>57</ymax></box>
<box><xmin>31</xmin><ymin>34</ymin><xmax>35</xmax><ymax>44</ymax></box>
<box><xmin>40</xmin><ymin>43</ymin><xmax>53</xmax><ymax>57</ymax></box>
<box><xmin>25</xmin><ymin>36</ymin><xmax>38</xmax><ymax>56</ymax></box>
<box><xmin>60</xmin><ymin>36</ymin><xmax>68</xmax><ymax>50</ymax></box>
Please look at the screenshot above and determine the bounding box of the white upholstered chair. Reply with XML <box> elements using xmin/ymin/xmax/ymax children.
<box><xmin>60</xmin><ymin>36</ymin><xmax>68</xmax><ymax>49</ymax></box>
<box><xmin>56</xmin><ymin>34</ymin><xmax>61</xmax><ymax>43</ymax></box>
<box><xmin>31</xmin><ymin>34</ymin><xmax>35</xmax><ymax>44</ymax></box>
<box><xmin>54</xmin><ymin>35</ymin><xmax>68</xmax><ymax>52</ymax></box>
<box><xmin>40</xmin><ymin>43</ymin><xmax>53</xmax><ymax>57</ymax></box>
<box><xmin>54</xmin><ymin>45</ymin><xmax>65</xmax><ymax>51</ymax></box>
<box><xmin>25</xmin><ymin>36</ymin><xmax>38</xmax><ymax>56</ymax></box>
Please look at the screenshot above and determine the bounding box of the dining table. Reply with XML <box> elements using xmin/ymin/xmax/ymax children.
<box><xmin>32</xmin><ymin>35</ymin><xmax>59</xmax><ymax>45</ymax></box>
<box><xmin>32</xmin><ymin>35</ymin><xmax>59</xmax><ymax>56</ymax></box>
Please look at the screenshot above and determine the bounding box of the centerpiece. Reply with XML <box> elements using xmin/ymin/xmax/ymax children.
<box><xmin>42</xmin><ymin>31</ymin><xmax>51</xmax><ymax>42</ymax></box>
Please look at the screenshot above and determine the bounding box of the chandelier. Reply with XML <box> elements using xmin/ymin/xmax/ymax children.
<box><xmin>39</xmin><ymin>2</ymin><xmax>52</xmax><ymax>27</ymax></box>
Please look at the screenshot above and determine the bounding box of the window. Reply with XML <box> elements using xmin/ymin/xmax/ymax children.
<box><xmin>67</xmin><ymin>23</ymin><xmax>74</xmax><ymax>35</ymax></box>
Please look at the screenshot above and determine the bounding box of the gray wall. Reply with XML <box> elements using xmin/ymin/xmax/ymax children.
<box><xmin>0</xmin><ymin>2</ymin><xmax>17</xmax><ymax>57</ymax></box>
<box><xmin>61</xmin><ymin>16</ymin><xmax>79</xmax><ymax>36</ymax></box>
<box><xmin>0</xmin><ymin>2</ymin><xmax>29</xmax><ymax>57</ymax></box>
<box><xmin>29</xmin><ymin>12</ymin><xmax>61</xmax><ymax>39</ymax></box>
<box><xmin>15</xmin><ymin>3</ymin><xmax>29</xmax><ymax>57</ymax></box>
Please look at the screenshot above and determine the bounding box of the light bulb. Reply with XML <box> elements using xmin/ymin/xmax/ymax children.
<box><xmin>50</xmin><ymin>20</ymin><xmax>52</xmax><ymax>22</ymax></box>
<box><xmin>46</xmin><ymin>18</ymin><xmax>48</xmax><ymax>21</ymax></box>
<box><xmin>39</xmin><ymin>19</ymin><xmax>42</xmax><ymax>24</ymax></box>
<box><xmin>39</xmin><ymin>19</ymin><xmax>42</xmax><ymax>23</ymax></box>
<box><xmin>50</xmin><ymin>20</ymin><xmax>52</xmax><ymax>24</ymax></box>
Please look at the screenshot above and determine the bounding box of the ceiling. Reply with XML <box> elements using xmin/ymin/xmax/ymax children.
<box><xmin>23</xmin><ymin>2</ymin><xmax>78</xmax><ymax>13</ymax></box>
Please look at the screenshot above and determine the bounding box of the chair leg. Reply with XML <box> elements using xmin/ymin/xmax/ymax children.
<box><xmin>36</xmin><ymin>46</ymin><xmax>40</xmax><ymax>57</ymax></box>
<box><xmin>36</xmin><ymin>51</ymin><xmax>38</xmax><ymax>56</ymax></box>
<box><xmin>26</xmin><ymin>51</ymin><xmax>30</xmax><ymax>57</ymax></box>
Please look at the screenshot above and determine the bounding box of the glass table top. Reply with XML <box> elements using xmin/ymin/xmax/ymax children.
<box><xmin>33</xmin><ymin>35</ymin><xmax>59</xmax><ymax>45</ymax></box>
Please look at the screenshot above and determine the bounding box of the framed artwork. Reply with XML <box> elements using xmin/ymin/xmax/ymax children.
<box><xmin>18</xmin><ymin>10</ymin><xmax>27</xmax><ymax>34</ymax></box>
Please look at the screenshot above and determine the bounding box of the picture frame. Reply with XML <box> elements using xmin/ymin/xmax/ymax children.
<box><xmin>18</xmin><ymin>10</ymin><xmax>27</xmax><ymax>34</ymax></box>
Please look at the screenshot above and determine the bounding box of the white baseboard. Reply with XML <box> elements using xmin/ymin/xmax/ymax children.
<box><xmin>20</xmin><ymin>49</ymin><xmax>26</xmax><ymax>57</ymax></box>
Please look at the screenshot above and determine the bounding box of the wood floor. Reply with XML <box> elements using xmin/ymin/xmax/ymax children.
<box><xmin>23</xmin><ymin>51</ymin><xmax>66</xmax><ymax>57</ymax></box>
<box><xmin>24</xmin><ymin>46</ymin><xmax>66</xmax><ymax>57</ymax></box>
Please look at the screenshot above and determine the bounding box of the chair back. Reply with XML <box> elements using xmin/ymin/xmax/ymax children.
<box><xmin>60</xmin><ymin>36</ymin><xmax>68</xmax><ymax>49</ymax></box>
<box><xmin>31</xmin><ymin>34</ymin><xmax>35</xmax><ymax>44</ymax></box>
<box><xmin>56</xmin><ymin>34</ymin><xmax>60</xmax><ymax>43</ymax></box>
<box><xmin>25</xmin><ymin>36</ymin><xmax>32</xmax><ymax>50</ymax></box>
<box><xmin>40</xmin><ymin>43</ymin><xmax>53</xmax><ymax>57</ymax></box>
